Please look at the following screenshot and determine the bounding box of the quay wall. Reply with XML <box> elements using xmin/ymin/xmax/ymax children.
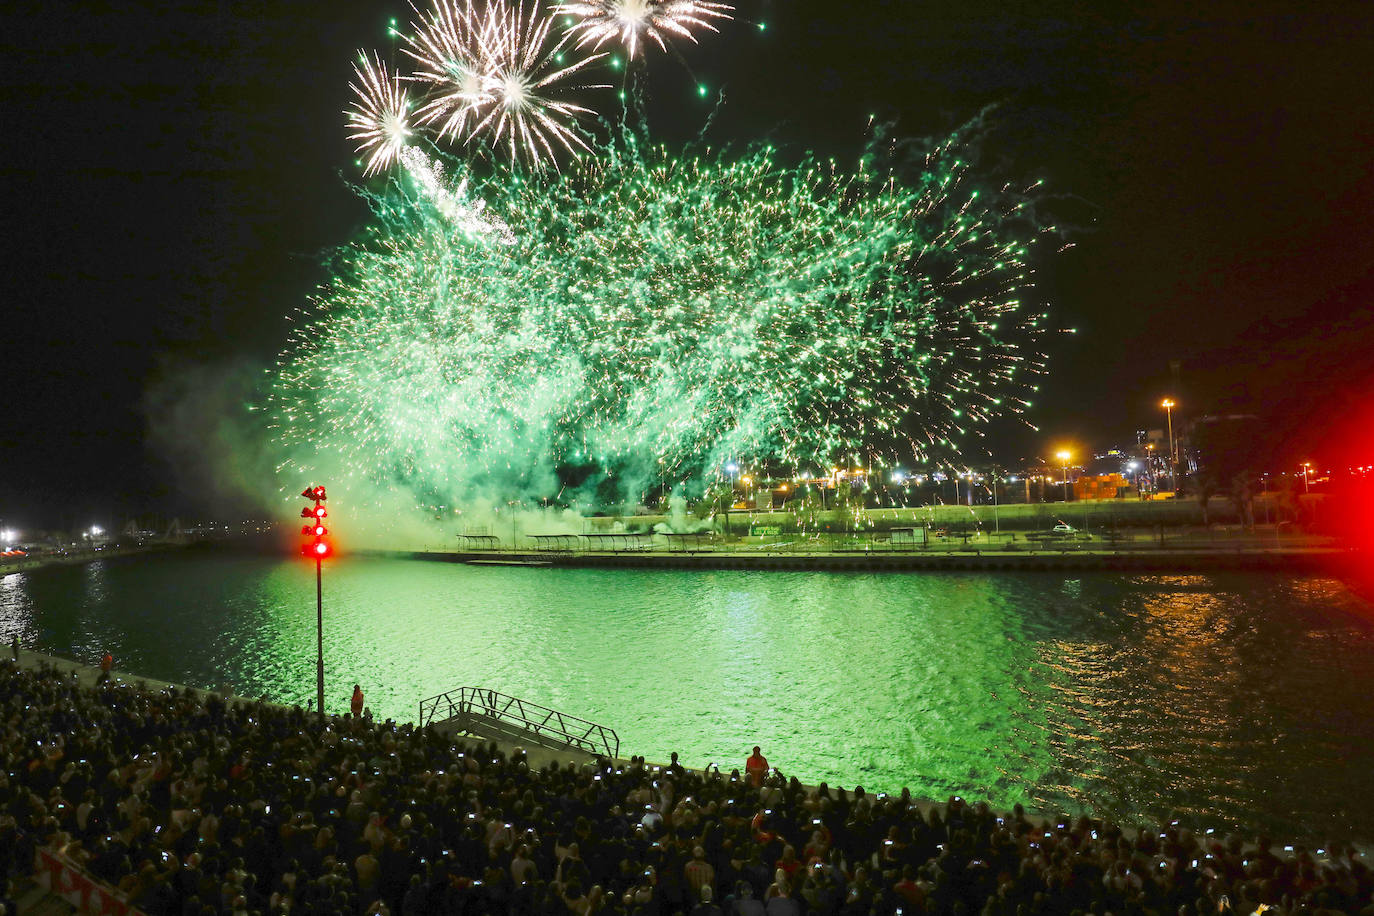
<box><xmin>384</xmin><ymin>547</ymin><xmax>1357</xmax><ymax>574</ymax></box>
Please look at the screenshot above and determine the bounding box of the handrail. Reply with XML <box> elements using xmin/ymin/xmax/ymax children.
<box><xmin>419</xmin><ymin>686</ymin><xmax>619</xmax><ymax>760</ymax></box>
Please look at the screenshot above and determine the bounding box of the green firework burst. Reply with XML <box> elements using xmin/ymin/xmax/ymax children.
<box><xmin>270</xmin><ymin>126</ymin><xmax>1050</xmax><ymax>509</ymax></box>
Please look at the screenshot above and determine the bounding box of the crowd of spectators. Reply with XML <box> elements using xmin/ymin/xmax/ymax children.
<box><xmin>1</xmin><ymin>656</ymin><xmax>1371</xmax><ymax>916</ymax></box>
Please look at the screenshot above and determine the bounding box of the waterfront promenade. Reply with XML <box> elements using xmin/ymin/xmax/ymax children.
<box><xmin>0</xmin><ymin>542</ymin><xmax>182</xmax><ymax>576</ymax></box>
<box><xmin>388</xmin><ymin>528</ymin><xmax>1355</xmax><ymax>573</ymax></box>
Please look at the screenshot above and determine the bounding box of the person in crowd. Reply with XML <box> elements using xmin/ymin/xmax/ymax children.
<box><xmin>730</xmin><ymin>881</ymin><xmax>766</xmax><ymax>916</ymax></box>
<box><xmin>764</xmin><ymin>871</ymin><xmax>801</xmax><ymax>916</ymax></box>
<box><xmin>746</xmin><ymin>747</ymin><xmax>769</xmax><ymax>788</ymax></box>
<box><xmin>685</xmin><ymin>845</ymin><xmax>715</xmax><ymax>901</ymax></box>
<box><xmin>692</xmin><ymin>884</ymin><xmax>724</xmax><ymax>916</ymax></box>
<box><xmin>351</xmin><ymin>683</ymin><xmax>365</xmax><ymax>718</ymax></box>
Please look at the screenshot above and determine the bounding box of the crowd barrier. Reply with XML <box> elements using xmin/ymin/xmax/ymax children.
<box><xmin>34</xmin><ymin>848</ymin><xmax>148</xmax><ymax>916</ymax></box>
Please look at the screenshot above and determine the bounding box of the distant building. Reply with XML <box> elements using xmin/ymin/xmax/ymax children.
<box><xmin>1073</xmin><ymin>473</ymin><xmax>1129</xmax><ymax>500</ymax></box>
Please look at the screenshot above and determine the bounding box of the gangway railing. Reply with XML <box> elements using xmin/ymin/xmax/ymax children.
<box><xmin>419</xmin><ymin>687</ymin><xmax>619</xmax><ymax>760</ymax></box>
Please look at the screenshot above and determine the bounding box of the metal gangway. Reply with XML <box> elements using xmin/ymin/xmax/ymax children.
<box><xmin>418</xmin><ymin>687</ymin><xmax>619</xmax><ymax>760</ymax></box>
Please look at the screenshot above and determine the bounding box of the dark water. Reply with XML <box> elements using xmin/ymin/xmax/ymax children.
<box><xmin>3</xmin><ymin>552</ymin><xmax>1373</xmax><ymax>844</ymax></box>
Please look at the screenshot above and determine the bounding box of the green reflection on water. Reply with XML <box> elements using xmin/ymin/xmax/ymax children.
<box><xmin>3</xmin><ymin>553</ymin><xmax>1373</xmax><ymax>843</ymax></box>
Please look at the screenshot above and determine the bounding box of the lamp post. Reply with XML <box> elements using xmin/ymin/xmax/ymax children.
<box><xmin>1302</xmin><ymin>462</ymin><xmax>1311</xmax><ymax>494</ymax></box>
<box><xmin>989</xmin><ymin>467</ymin><xmax>1000</xmax><ymax>536</ymax></box>
<box><xmin>1161</xmin><ymin>398</ymin><xmax>1177</xmax><ymax>490</ymax></box>
<box><xmin>1056</xmin><ymin>450</ymin><xmax>1072</xmax><ymax>501</ymax></box>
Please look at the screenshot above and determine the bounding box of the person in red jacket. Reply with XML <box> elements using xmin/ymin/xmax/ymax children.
<box><xmin>746</xmin><ymin>746</ymin><xmax>769</xmax><ymax>787</ymax></box>
<box><xmin>97</xmin><ymin>652</ymin><xmax>113</xmax><ymax>685</ymax></box>
<box><xmin>351</xmin><ymin>683</ymin><xmax>365</xmax><ymax>717</ymax></box>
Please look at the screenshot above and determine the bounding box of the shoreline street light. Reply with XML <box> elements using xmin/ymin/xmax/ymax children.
<box><xmin>1161</xmin><ymin>398</ymin><xmax>1177</xmax><ymax>490</ymax></box>
<box><xmin>1302</xmin><ymin>462</ymin><xmax>1312</xmax><ymax>495</ymax></box>
<box><xmin>1056</xmin><ymin>450</ymin><xmax>1072</xmax><ymax>501</ymax></box>
<box><xmin>989</xmin><ymin>466</ymin><xmax>1001</xmax><ymax>536</ymax></box>
<box><xmin>300</xmin><ymin>485</ymin><xmax>330</xmax><ymax>716</ymax></box>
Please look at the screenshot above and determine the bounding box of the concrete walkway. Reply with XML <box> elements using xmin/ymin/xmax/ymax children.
<box><xmin>7</xmin><ymin>644</ymin><xmax>600</xmax><ymax>774</ymax></box>
<box><xmin>7</xmin><ymin>644</ymin><xmax>278</xmax><ymax>709</ymax></box>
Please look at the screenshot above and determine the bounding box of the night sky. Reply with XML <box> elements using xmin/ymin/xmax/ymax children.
<box><xmin>4</xmin><ymin>0</ymin><xmax>1373</xmax><ymax>528</ymax></box>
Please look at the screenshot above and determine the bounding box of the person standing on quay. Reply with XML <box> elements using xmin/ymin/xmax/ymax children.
<box><xmin>351</xmin><ymin>683</ymin><xmax>365</xmax><ymax>718</ymax></box>
<box><xmin>97</xmin><ymin>651</ymin><xmax>113</xmax><ymax>685</ymax></box>
<box><xmin>10</xmin><ymin>634</ymin><xmax>17</xmax><ymax>662</ymax></box>
<box><xmin>746</xmin><ymin>746</ymin><xmax>769</xmax><ymax>787</ymax></box>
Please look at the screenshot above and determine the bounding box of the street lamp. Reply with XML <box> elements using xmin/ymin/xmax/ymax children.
<box><xmin>1056</xmin><ymin>450</ymin><xmax>1072</xmax><ymax>501</ymax></box>
<box><xmin>988</xmin><ymin>467</ymin><xmax>1001</xmax><ymax>536</ymax></box>
<box><xmin>1161</xmin><ymin>398</ymin><xmax>1177</xmax><ymax>490</ymax></box>
<box><xmin>1301</xmin><ymin>462</ymin><xmax>1312</xmax><ymax>494</ymax></box>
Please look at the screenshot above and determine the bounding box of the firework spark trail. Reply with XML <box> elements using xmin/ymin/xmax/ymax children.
<box><xmin>553</xmin><ymin>0</ymin><xmax>734</xmax><ymax>58</ymax></box>
<box><xmin>399</xmin><ymin>146</ymin><xmax>516</xmax><ymax>244</ymax></box>
<box><xmin>272</xmin><ymin>129</ymin><xmax>1049</xmax><ymax>508</ymax></box>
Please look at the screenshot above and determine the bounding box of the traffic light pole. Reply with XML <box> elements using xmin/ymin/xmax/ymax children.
<box><xmin>316</xmin><ymin>556</ymin><xmax>325</xmax><ymax>718</ymax></box>
<box><xmin>300</xmin><ymin>484</ymin><xmax>330</xmax><ymax>719</ymax></box>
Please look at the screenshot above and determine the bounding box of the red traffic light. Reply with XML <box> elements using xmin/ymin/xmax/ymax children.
<box><xmin>297</xmin><ymin>482</ymin><xmax>331</xmax><ymax>560</ymax></box>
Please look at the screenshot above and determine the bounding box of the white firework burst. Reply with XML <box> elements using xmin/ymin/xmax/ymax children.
<box><xmin>403</xmin><ymin>0</ymin><xmax>496</xmax><ymax>142</ymax></box>
<box><xmin>471</xmin><ymin>0</ymin><xmax>607</xmax><ymax>168</ymax></box>
<box><xmin>346</xmin><ymin>52</ymin><xmax>413</xmax><ymax>176</ymax></box>
<box><xmin>553</xmin><ymin>0</ymin><xmax>734</xmax><ymax>59</ymax></box>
